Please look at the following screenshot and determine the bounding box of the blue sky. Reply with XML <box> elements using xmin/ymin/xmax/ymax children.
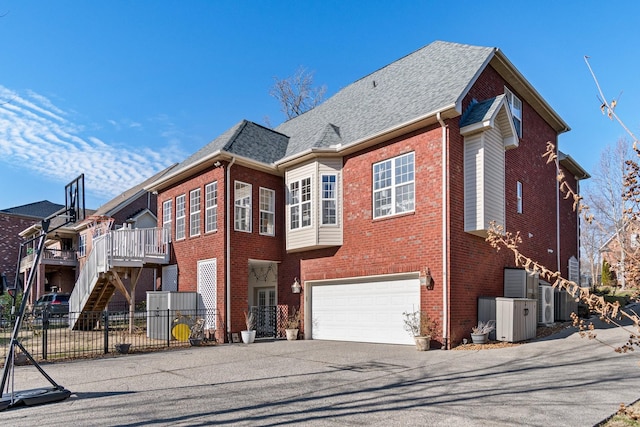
<box><xmin>0</xmin><ymin>1</ymin><xmax>638</xmax><ymax>210</ymax></box>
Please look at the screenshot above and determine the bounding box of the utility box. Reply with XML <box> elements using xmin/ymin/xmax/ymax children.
<box><xmin>554</xmin><ymin>289</ymin><xmax>578</xmax><ymax>321</ymax></box>
<box><xmin>504</xmin><ymin>268</ymin><xmax>538</xmax><ymax>300</ymax></box>
<box><xmin>496</xmin><ymin>297</ymin><xmax>537</xmax><ymax>343</ymax></box>
<box><xmin>477</xmin><ymin>297</ymin><xmax>497</xmax><ymax>341</ymax></box>
<box><xmin>147</xmin><ymin>291</ymin><xmax>199</xmax><ymax>340</ymax></box>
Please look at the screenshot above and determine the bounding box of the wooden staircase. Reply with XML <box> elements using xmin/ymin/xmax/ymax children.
<box><xmin>69</xmin><ymin>227</ymin><xmax>170</xmax><ymax>330</ymax></box>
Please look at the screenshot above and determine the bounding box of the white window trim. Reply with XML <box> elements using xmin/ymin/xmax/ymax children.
<box><xmin>321</xmin><ymin>174</ymin><xmax>338</xmax><ymax>226</ymax></box>
<box><xmin>176</xmin><ymin>194</ymin><xmax>186</xmax><ymax>240</ymax></box>
<box><xmin>505</xmin><ymin>86</ymin><xmax>523</xmax><ymax>137</ymax></box>
<box><xmin>234</xmin><ymin>181</ymin><xmax>252</xmax><ymax>233</ymax></box>
<box><xmin>373</xmin><ymin>152</ymin><xmax>415</xmax><ymax>219</ymax></box>
<box><xmin>190</xmin><ymin>188</ymin><xmax>201</xmax><ymax>237</ymax></box>
<box><xmin>289</xmin><ymin>177</ymin><xmax>312</xmax><ymax>230</ymax></box>
<box><xmin>205</xmin><ymin>181</ymin><xmax>218</xmax><ymax>233</ymax></box>
<box><xmin>78</xmin><ymin>234</ymin><xmax>86</xmax><ymax>257</ymax></box>
<box><xmin>517</xmin><ymin>181</ymin><xmax>523</xmax><ymax>214</ymax></box>
<box><xmin>162</xmin><ymin>199</ymin><xmax>172</xmax><ymax>232</ymax></box>
<box><xmin>259</xmin><ymin>187</ymin><xmax>275</xmax><ymax>236</ymax></box>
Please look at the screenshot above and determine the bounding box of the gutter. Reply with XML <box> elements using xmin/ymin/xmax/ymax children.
<box><xmin>437</xmin><ymin>112</ymin><xmax>449</xmax><ymax>349</ymax></box>
<box><xmin>225</xmin><ymin>157</ymin><xmax>236</xmax><ymax>342</ymax></box>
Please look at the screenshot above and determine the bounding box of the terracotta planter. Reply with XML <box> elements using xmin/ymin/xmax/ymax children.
<box><xmin>241</xmin><ymin>330</ymin><xmax>256</xmax><ymax>344</ymax></box>
<box><xmin>285</xmin><ymin>328</ymin><xmax>299</xmax><ymax>341</ymax></box>
<box><xmin>413</xmin><ymin>336</ymin><xmax>431</xmax><ymax>351</ymax></box>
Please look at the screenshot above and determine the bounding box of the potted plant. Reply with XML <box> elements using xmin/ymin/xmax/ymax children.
<box><xmin>402</xmin><ymin>310</ymin><xmax>438</xmax><ymax>351</ymax></box>
<box><xmin>115</xmin><ymin>329</ymin><xmax>131</xmax><ymax>354</ymax></box>
<box><xmin>471</xmin><ymin>320</ymin><xmax>495</xmax><ymax>344</ymax></box>
<box><xmin>285</xmin><ymin>307</ymin><xmax>301</xmax><ymax>341</ymax></box>
<box><xmin>241</xmin><ymin>311</ymin><xmax>256</xmax><ymax>344</ymax></box>
<box><xmin>188</xmin><ymin>317</ymin><xmax>205</xmax><ymax>346</ymax></box>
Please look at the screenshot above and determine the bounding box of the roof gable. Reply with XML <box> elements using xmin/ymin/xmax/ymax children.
<box><xmin>276</xmin><ymin>41</ymin><xmax>496</xmax><ymax>159</ymax></box>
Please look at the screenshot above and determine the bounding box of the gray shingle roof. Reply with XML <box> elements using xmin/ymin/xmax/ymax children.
<box><xmin>459</xmin><ymin>95</ymin><xmax>506</xmax><ymax>128</ymax></box>
<box><xmin>0</xmin><ymin>200</ymin><xmax>65</xmax><ymax>219</ymax></box>
<box><xmin>150</xmin><ymin>40</ymin><xmax>517</xmax><ymax>189</ymax></box>
<box><xmin>275</xmin><ymin>41</ymin><xmax>495</xmax><ymax>158</ymax></box>
<box><xmin>175</xmin><ymin>120</ymin><xmax>289</xmax><ymax>172</ymax></box>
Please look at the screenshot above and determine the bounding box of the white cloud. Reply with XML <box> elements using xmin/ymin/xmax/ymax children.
<box><xmin>0</xmin><ymin>85</ymin><xmax>185</xmax><ymax>202</ymax></box>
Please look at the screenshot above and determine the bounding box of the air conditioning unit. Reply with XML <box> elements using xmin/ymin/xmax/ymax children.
<box><xmin>504</xmin><ymin>268</ymin><xmax>538</xmax><ymax>300</ymax></box>
<box><xmin>554</xmin><ymin>289</ymin><xmax>578</xmax><ymax>321</ymax></box>
<box><xmin>538</xmin><ymin>284</ymin><xmax>554</xmax><ymax>325</ymax></box>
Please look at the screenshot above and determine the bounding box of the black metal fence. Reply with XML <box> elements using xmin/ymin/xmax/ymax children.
<box><xmin>0</xmin><ymin>307</ymin><xmax>218</xmax><ymax>367</ymax></box>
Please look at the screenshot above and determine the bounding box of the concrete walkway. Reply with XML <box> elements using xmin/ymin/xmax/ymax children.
<box><xmin>2</xmin><ymin>314</ymin><xmax>640</xmax><ymax>426</ymax></box>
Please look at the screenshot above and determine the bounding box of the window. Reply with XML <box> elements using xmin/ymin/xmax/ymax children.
<box><xmin>373</xmin><ymin>152</ymin><xmax>415</xmax><ymax>218</ymax></box>
<box><xmin>162</xmin><ymin>200</ymin><xmax>172</xmax><ymax>235</ymax></box>
<box><xmin>259</xmin><ymin>187</ymin><xmax>275</xmax><ymax>236</ymax></box>
<box><xmin>322</xmin><ymin>174</ymin><xmax>337</xmax><ymax>225</ymax></box>
<box><xmin>190</xmin><ymin>188</ymin><xmax>201</xmax><ymax>237</ymax></box>
<box><xmin>505</xmin><ymin>86</ymin><xmax>523</xmax><ymax>137</ymax></box>
<box><xmin>78</xmin><ymin>234</ymin><xmax>86</xmax><ymax>257</ymax></box>
<box><xmin>235</xmin><ymin>181</ymin><xmax>252</xmax><ymax>232</ymax></box>
<box><xmin>176</xmin><ymin>194</ymin><xmax>186</xmax><ymax>240</ymax></box>
<box><xmin>205</xmin><ymin>181</ymin><xmax>218</xmax><ymax>233</ymax></box>
<box><xmin>517</xmin><ymin>181</ymin><xmax>523</xmax><ymax>214</ymax></box>
<box><xmin>289</xmin><ymin>177</ymin><xmax>311</xmax><ymax>229</ymax></box>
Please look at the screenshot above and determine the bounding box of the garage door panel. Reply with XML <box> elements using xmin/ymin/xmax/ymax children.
<box><xmin>311</xmin><ymin>279</ymin><xmax>420</xmax><ymax>345</ymax></box>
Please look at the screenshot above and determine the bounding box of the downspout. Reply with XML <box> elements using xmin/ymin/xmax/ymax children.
<box><xmin>226</xmin><ymin>157</ymin><xmax>236</xmax><ymax>342</ymax></box>
<box><xmin>555</xmin><ymin>156</ymin><xmax>561</xmax><ymax>272</ymax></box>
<box><xmin>437</xmin><ymin>112</ymin><xmax>449</xmax><ymax>349</ymax></box>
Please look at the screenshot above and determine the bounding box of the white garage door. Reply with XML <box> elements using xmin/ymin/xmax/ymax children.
<box><xmin>311</xmin><ymin>278</ymin><xmax>420</xmax><ymax>345</ymax></box>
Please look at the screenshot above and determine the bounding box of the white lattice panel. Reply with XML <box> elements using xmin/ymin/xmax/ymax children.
<box><xmin>162</xmin><ymin>265</ymin><xmax>178</xmax><ymax>292</ymax></box>
<box><xmin>198</xmin><ymin>258</ymin><xmax>217</xmax><ymax>329</ymax></box>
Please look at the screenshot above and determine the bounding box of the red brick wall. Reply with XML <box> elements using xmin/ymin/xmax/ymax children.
<box><xmin>0</xmin><ymin>213</ymin><xmax>39</xmax><ymax>286</ymax></box>
<box><xmin>157</xmin><ymin>161</ymin><xmax>288</xmax><ymax>339</ymax></box>
<box><xmin>300</xmin><ymin>64</ymin><xmax>575</xmax><ymax>347</ymax></box>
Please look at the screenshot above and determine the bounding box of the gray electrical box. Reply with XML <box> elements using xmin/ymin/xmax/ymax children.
<box><xmin>147</xmin><ymin>291</ymin><xmax>199</xmax><ymax>340</ymax></box>
<box><xmin>496</xmin><ymin>297</ymin><xmax>537</xmax><ymax>343</ymax></box>
<box><xmin>477</xmin><ymin>297</ymin><xmax>497</xmax><ymax>341</ymax></box>
<box><xmin>504</xmin><ymin>268</ymin><xmax>538</xmax><ymax>300</ymax></box>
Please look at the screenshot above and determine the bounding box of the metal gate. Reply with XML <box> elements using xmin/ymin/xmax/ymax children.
<box><xmin>250</xmin><ymin>305</ymin><xmax>276</xmax><ymax>338</ymax></box>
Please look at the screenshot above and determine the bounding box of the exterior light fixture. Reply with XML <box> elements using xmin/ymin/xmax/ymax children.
<box><xmin>291</xmin><ymin>277</ymin><xmax>302</xmax><ymax>294</ymax></box>
<box><xmin>420</xmin><ymin>267</ymin><xmax>434</xmax><ymax>290</ymax></box>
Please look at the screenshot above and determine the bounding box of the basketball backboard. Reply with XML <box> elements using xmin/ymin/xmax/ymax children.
<box><xmin>65</xmin><ymin>174</ymin><xmax>85</xmax><ymax>223</ymax></box>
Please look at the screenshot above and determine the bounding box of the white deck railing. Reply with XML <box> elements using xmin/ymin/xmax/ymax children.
<box><xmin>69</xmin><ymin>227</ymin><xmax>170</xmax><ymax>329</ymax></box>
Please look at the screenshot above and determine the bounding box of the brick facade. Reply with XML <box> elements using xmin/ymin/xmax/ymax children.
<box><xmin>0</xmin><ymin>213</ymin><xmax>40</xmax><ymax>287</ymax></box>
<box><xmin>156</xmin><ymin>50</ymin><xmax>582</xmax><ymax>347</ymax></box>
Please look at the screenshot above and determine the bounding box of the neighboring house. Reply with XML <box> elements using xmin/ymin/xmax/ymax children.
<box><xmin>146</xmin><ymin>41</ymin><xmax>589</xmax><ymax>347</ymax></box>
<box><xmin>0</xmin><ymin>201</ymin><xmax>64</xmax><ymax>289</ymax></box>
<box><xmin>18</xmin><ymin>166</ymin><xmax>175</xmax><ymax>312</ymax></box>
<box><xmin>599</xmin><ymin>222</ymin><xmax>640</xmax><ymax>289</ymax></box>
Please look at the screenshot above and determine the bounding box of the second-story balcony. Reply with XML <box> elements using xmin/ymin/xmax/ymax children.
<box><xmin>20</xmin><ymin>248</ymin><xmax>78</xmax><ymax>272</ymax></box>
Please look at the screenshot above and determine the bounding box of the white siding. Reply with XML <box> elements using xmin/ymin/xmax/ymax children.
<box><xmin>286</xmin><ymin>158</ymin><xmax>343</xmax><ymax>252</ymax></box>
<box><xmin>484</xmin><ymin>127</ymin><xmax>505</xmax><ymax>230</ymax></box>
<box><xmin>463</xmin><ymin>127</ymin><xmax>506</xmax><ymax>236</ymax></box>
<box><xmin>317</xmin><ymin>158</ymin><xmax>343</xmax><ymax>247</ymax></box>
<box><xmin>464</xmin><ymin>133</ymin><xmax>484</xmax><ymax>235</ymax></box>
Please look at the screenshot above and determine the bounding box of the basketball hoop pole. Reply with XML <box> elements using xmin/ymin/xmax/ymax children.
<box><xmin>0</xmin><ymin>174</ymin><xmax>85</xmax><ymax>410</ymax></box>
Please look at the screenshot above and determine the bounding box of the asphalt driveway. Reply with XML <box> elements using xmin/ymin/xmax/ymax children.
<box><xmin>2</xmin><ymin>314</ymin><xmax>640</xmax><ymax>426</ymax></box>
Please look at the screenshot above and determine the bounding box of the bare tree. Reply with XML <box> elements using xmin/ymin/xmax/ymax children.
<box><xmin>270</xmin><ymin>66</ymin><xmax>326</xmax><ymax>119</ymax></box>
<box><xmin>585</xmin><ymin>138</ymin><xmax>634</xmax><ymax>289</ymax></box>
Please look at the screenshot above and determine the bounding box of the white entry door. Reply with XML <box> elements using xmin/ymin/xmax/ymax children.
<box><xmin>311</xmin><ymin>278</ymin><xmax>420</xmax><ymax>345</ymax></box>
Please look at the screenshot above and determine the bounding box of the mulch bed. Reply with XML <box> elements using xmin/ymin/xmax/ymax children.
<box><xmin>452</xmin><ymin>321</ymin><xmax>575</xmax><ymax>350</ymax></box>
